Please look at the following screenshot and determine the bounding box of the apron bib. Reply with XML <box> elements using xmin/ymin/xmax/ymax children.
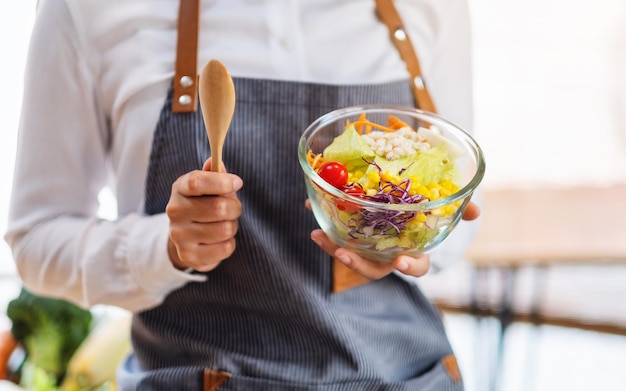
<box><xmin>117</xmin><ymin>78</ymin><xmax>462</xmax><ymax>391</ymax></box>
<box><xmin>117</xmin><ymin>1</ymin><xmax>463</xmax><ymax>390</ymax></box>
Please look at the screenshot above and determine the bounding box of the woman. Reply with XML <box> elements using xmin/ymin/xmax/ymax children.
<box><xmin>6</xmin><ymin>0</ymin><xmax>479</xmax><ymax>389</ymax></box>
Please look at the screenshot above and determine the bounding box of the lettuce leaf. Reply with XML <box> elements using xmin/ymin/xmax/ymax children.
<box><xmin>400</xmin><ymin>145</ymin><xmax>458</xmax><ymax>185</ymax></box>
<box><xmin>322</xmin><ymin>125</ymin><xmax>375</xmax><ymax>173</ymax></box>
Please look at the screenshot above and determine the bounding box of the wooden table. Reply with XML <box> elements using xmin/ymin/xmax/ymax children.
<box><xmin>460</xmin><ymin>184</ymin><xmax>626</xmax><ymax>391</ymax></box>
<box><xmin>467</xmin><ymin>185</ymin><xmax>626</xmax><ymax>267</ymax></box>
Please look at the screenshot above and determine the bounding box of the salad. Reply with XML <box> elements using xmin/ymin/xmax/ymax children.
<box><xmin>306</xmin><ymin>113</ymin><xmax>464</xmax><ymax>252</ymax></box>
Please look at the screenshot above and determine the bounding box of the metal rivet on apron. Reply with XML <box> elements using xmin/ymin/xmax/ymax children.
<box><xmin>179</xmin><ymin>75</ymin><xmax>194</xmax><ymax>88</ymax></box>
<box><xmin>178</xmin><ymin>94</ymin><xmax>192</xmax><ymax>105</ymax></box>
<box><xmin>414</xmin><ymin>75</ymin><xmax>425</xmax><ymax>90</ymax></box>
<box><xmin>393</xmin><ymin>27</ymin><xmax>407</xmax><ymax>41</ymax></box>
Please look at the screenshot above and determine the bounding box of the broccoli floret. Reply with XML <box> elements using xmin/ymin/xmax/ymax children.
<box><xmin>6</xmin><ymin>288</ymin><xmax>92</xmax><ymax>383</ymax></box>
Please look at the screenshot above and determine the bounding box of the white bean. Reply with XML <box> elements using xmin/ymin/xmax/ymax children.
<box><xmin>361</xmin><ymin>128</ymin><xmax>431</xmax><ymax>160</ymax></box>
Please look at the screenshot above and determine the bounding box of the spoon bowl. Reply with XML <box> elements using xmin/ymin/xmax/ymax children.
<box><xmin>199</xmin><ymin>59</ymin><xmax>236</xmax><ymax>172</ymax></box>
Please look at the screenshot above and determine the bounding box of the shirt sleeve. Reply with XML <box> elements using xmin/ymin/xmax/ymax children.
<box><xmin>4</xmin><ymin>0</ymin><xmax>204</xmax><ymax>313</ymax></box>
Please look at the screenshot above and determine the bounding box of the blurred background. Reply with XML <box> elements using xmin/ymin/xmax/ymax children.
<box><xmin>1</xmin><ymin>1</ymin><xmax>625</xmax><ymax>390</ymax></box>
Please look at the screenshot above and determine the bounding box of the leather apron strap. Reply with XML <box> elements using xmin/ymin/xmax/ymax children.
<box><xmin>203</xmin><ymin>369</ymin><xmax>231</xmax><ymax>391</ymax></box>
<box><xmin>172</xmin><ymin>0</ymin><xmax>201</xmax><ymax>113</ymax></box>
<box><xmin>375</xmin><ymin>0</ymin><xmax>437</xmax><ymax>113</ymax></box>
<box><xmin>171</xmin><ymin>0</ymin><xmax>436</xmax><ymax>114</ymax></box>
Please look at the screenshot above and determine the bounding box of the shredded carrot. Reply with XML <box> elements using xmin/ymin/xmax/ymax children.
<box><xmin>0</xmin><ymin>329</ymin><xmax>18</xmax><ymax>380</ymax></box>
<box><xmin>387</xmin><ymin>115</ymin><xmax>412</xmax><ymax>131</ymax></box>
<box><xmin>351</xmin><ymin>119</ymin><xmax>396</xmax><ymax>133</ymax></box>
<box><xmin>307</xmin><ymin>149</ymin><xmax>326</xmax><ymax>170</ymax></box>
<box><xmin>356</xmin><ymin>112</ymin><xmax>367</xmax><ymax>135</ymax></box>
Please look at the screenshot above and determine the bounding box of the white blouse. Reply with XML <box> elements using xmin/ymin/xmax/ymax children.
<box><xmin>5</xmin><ymin>0</ymin><xmax>475</xmax><ymax>312</ymax></box>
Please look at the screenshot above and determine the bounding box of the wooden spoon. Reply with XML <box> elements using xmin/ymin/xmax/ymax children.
<box><xmin>199</xmin><ymin>59</ymin><xmax>236</xmax><ymax>172</ymax></box>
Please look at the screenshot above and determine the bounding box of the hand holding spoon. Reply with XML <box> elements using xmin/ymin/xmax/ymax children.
<box><xmin>199</xmin><ymin>59</ymin><xmax>236</xmax><ymax>172</ymax></box>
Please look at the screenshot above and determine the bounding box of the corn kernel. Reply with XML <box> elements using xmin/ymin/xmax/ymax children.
<box><xmin>430</xmin><ymin>188</ymin><xmax>441</xmax><ymax>200</ymax></box>
<box><xmin>428</xmin><ymin>183</ymin><xmax>442</xmax><ymax>191</ymax></box>
<box><xmin>439</xmin><ymin>188</ymin><xmax>451</xmax><ymax>198</ymax></box>
<box><xmin>366</xmin><ymin>188</ymin><xmax>378</xmax><ymax>197</ymax></box>
<box><xmin>406</xmin><ymin>219</ymin><xmax>419</xmax><ymax>229</ymax></box>
<box><xmin>432</xmin><ymin>207</ymin><xmax>445</xmax><ymax>216</ymax></box>
<box><xmin>367</xmin><ymin>171</ymin><xmax>380</xmax><ymax>183</ymax></box>
<box><xmin>409</xmin><ymin>175</ymin><xmax>420</xmax><ymax>185</ymax></box>
<box><xmin>415</xmin><ymin>185</ymin><xmax>430</xmax><ymax>197</ymax></box>
<box><xmin>348</xmin><ymin>170</ymin><xmax>365</xmax><ymax>182</ymax></box>
<box><xmin>444</xmin><ymin>205</ymin><xmax>457</xmax><ymax>215</ymax></box>
<box><xmin>416</xmin><ymin>213</ymin><xmax>427</xmax><ymax>223</ymax></box>
<box><xmin>380</xmin><ymin>170</ymin><xmax>400</xmax><ymax>183</ymax></box>
<box><xmin>440</xmin><ymin>179</ymin><xmax>453</xmax><ymax>191</ymax></box>
<box><xmin>349</xmin><ymin>175</ymin><xmax>365</xmax><ymax>184</ymax></box>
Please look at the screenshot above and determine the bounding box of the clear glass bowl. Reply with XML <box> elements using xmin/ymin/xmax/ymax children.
<box><xmin>298</xmin><ymin>105</ymin><xmax>486</xmax><ymax>262</ymax></box>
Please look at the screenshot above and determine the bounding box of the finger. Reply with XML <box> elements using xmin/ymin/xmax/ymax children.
<box><xmin>310</xmin><ymin>229</ymin><xmax>340</xmax><ymax>256</ymax></box>
<box><xmin>189</xmin><ymin>196</ymin><xmax>242</xmax><ymax>223</ymax></box>
<box><xmin>304</xmin><ymin>199</ymin><xmax>312</xmax><ymax>211</ymax></box>
<box><xmin>193</xmin><ymin>197</ymin><xmax>243</xmax><ymax>223</ymax></box>
<box><xmin>169</xmin><ymin>220</ymin><xmax>238</xmax><ymax>246</ymax></box>
<box><xmin>311</xmin><ymin>230</ymin><xmax>429</xmax><ymax>280</ymax></box>
<box><xmin>166</xmin><ymin>194</ymin><xmax>242</xmax><ymax>224</ymax></box>
<box><xmin>173</xmin><ymin>170</ymin><xmax>243</xmax><ymax>197</ymax></box>
<box><xmin>202</xmin><ymin>156</ymin><xmax>228</xmax><ymax>173</ymax></box>
<box><xmin>333</xmin><ymin>248</ymin><xmax>395</xmax><ymax>280</ymax></box>
<box><xmin>462</xmin><ymin>201</ymin><xmax>480</xmax><ymax>220</ymax></box>
<box><xmin>312</xmin><ymin>229</ymin><xmax>404</xmax><ymax>280</ymax></box>
<box><xmin>201</xmin><ymin>158</ymin><xmax>242</xmax><ymax>200</ymax></box>
<box><xmin>391</xmin><ymin>254</ymin><xmax>430</xmax><ymax>277</ymax></box>
<box><xmin>174</xmin><ymin>239</ymin><xmax>237</xmax><ymax>272</ymax></box>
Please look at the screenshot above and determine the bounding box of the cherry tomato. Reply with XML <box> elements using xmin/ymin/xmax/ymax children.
<box><xmin>317</xmin><ymin>161</ymin><xmax>348</xmax><ymax>189</ymax></box>
<box><xmin>336</xmin><ymin>184</ymin><xmax>365</xmax><ymax>213</ymax></box>
<box><xmin>343</xmin><ymin>185</ymin><xmax>365</xmax><ymax>197</ymax></box>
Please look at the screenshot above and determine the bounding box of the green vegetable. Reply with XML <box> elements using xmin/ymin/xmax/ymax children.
<box><xmin>6</xmin><ymin>288</ymin><xmax>92</xmax><ymax>386</ymax></box>
<box><xmin>399</xmin><ymin>145</ymin><xmax>458</xmax><ymax>185</ymax></box>
<box><xmin>19</xmin><ymin>360</ymin><xmax>59</xmax><ymax>391</ymax></box>
<box><xmin>322</xmin><ymin>125</ymin><xmax>375</xmax><ymax>172</ymax></box>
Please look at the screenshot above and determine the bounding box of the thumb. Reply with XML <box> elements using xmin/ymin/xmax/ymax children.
<box><xmin>202</xmin><ymin>157</ymin><xmax>227</xmax><ymax>172</ymax></box>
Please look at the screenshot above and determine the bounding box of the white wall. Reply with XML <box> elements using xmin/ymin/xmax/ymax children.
<box><xmin>0</xmin><ymin>1</ymin><xmax>36</xmax><ymax>275</ymax></box>
<box><xmin>470</xmin><ymin>0</ymin><xmax>626</xmax><ymax>188</ymax></box>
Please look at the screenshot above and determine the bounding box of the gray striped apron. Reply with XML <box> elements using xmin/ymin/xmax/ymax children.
<box><xmin>116</xmin><ymin>77</ymin><xmax>464</xmax><ymax>390</ymax></box>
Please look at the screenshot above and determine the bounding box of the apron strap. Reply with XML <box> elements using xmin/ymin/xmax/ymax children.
<box><xmin>375</xmin><ymin>0</ymin><xmax>437</xmax><ymax>113</ymax></box>
<box><xmin>203</xmin><ymin>369</ymin><xmax>231</xmax><ymax>391</ymax></box>
<box><xmin>171</xmin><ymin>0</ymin><xmax>436</xmax><ymax>114</ymax></box>
<box><xmin>172</xmin><ymin>0</ymin><xmax>201</xmax><ymax>113</ymax></box>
